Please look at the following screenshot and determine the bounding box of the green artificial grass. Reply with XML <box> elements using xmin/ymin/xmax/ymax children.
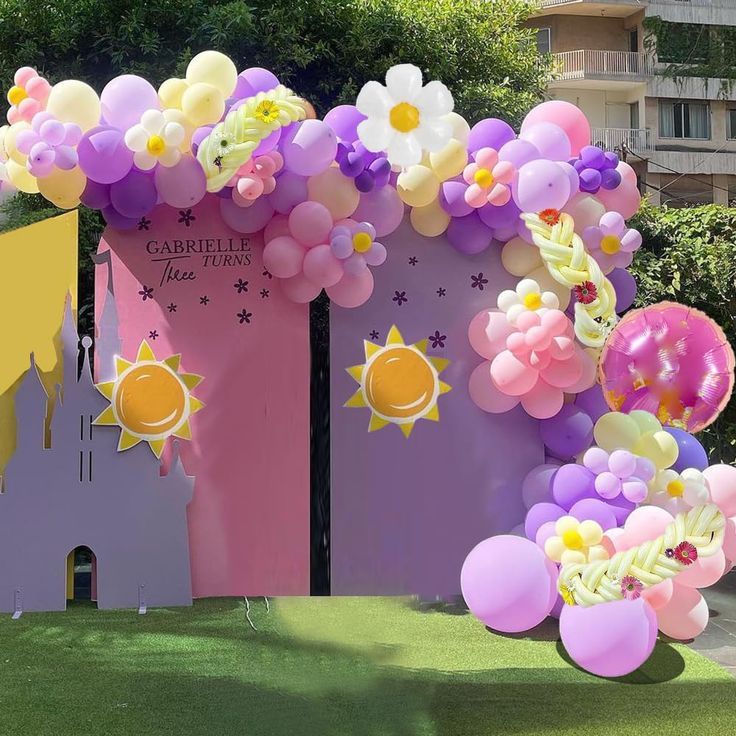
<box><xmin>0</xmin><ymin>596</ymin><xmax>734</xmax><ymax>735</ymax></box>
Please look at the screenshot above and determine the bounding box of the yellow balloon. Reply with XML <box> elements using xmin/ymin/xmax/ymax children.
<box><xmin>397</xmin><ymin>165</ymin><xmax>440</xmax><ymax>208</ymax></box>
<box><xmin>307</xmin><ymin>167</ymin><xmax>359</xmax><ymax>220</ymax></box>
<box><xmin>628</xmin><ymin>410</ymin><xmax>663</xmax><ymax>437</ymax></box>
<box><xmin>501</xmin><ymin>236</ymin><xmax>543</xmax><ymax>277</ymax></box>
<box><xmin>186</xmin><ymin>51</ymin><xmax>238</xmax><ymax>98</ymax></box>
<box><xmin>633</xmin><ymin>430</ymin><xmax>679</xmax><ymax>470</ymax></box>
<box><xmin>563</xmin><ymin>193</ymin><xmax>605</xmax><ymax>232</ymax></box>
<box><xmin>159</xmin><ymin>77</ymin><xmax>189</xmax><ymax>110</ymax></box>
<box><xmin>38</xmin><ymin>166</ymin><xmax>86</xmax><ymax>209</ymax></box>
<box><xmin>0</xmin><ymin>124</ymin><xmax>9</xmax><ymax>162</ymax></box>
<box><xmin>4</xmin><ymin>122</ymin><xmax>31</xmax><ymax>165</ymax></box>
<box><xmin>181</xmin><ymin>82</ymin><xmax>225</xmax><ymax>127</ymax></box>
<box><xmin>410</xmin><ymin>198</ymin><xmax>450</xmax><ymax>237</ymax></box>
<box><xmin>593</xmin><ymin>412</ymin><xmax>641</xmax><ymax>453</ymax></box>
<box><xmin>163</xmin><ymin>108</ymin><xmax>194</xmax><ymax>152</ymax></box>
<box><xmin>6</xmin><ymin>159</ymin><xmax>38</xmax><ymax>194</ymax></box>
<box><xmin>444</xmin><ymin>112</ymin><xmax>470</xmax><ymax>145</ymax></box>
<box><xmin>46</xmin><ymin>80</ymin><xmax>101</xmax><ymax>132</ymax></box>
<box><xmin>429</xmin><ymin>138</ymin><xmax>467</xmax><ymax>181</ymax></box>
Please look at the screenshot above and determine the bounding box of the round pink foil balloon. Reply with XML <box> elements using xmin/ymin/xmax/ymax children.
<box><xmin>560</xmin><ymin>598</ymin><xmax>658</xmax><ymax>677</ymax></box>
<box><xmin>656</xmin><ymin>585</ymin><xmax>709</xmax><ymax>640</ymax></box>
<box><xmin>461</xmin><ymin>535</ymin><xmax>557</xmax><ymax>633</ymax></box>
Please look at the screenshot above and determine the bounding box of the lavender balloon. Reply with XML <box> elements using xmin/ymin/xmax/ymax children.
<box><xmin>446</xmin><ymin>211</ymin><xmax>494</xmax><ymax>255</ymax></box>
<box><xmin>233</xmin><ymin>67</ymin><xmax>279</xmax><ymax>99</ymax></box>
<box><xmin>665</xmin><ymin>428</ymin><xmax>709</xmax><ymax>472</ymax></box>
<box><xmin>439</xmin><ymin>179</ymin><xmax>474</xmax><ymax>218</ymax></box>
<box><xmin>281</xmin><ymin>120</ymin><xmax>337</xmax><ymax>176</ymax></box>
<box><xmin>568</xmin><ymin>498</ymin><xmax>617</xmax><ymax>531</ymax></box>
<box><xmin>468</xmin><ymin>118</ymin><xmax>515</xmax><ymax>153</ymax></box>
<box><xmin>540</xmin><ymin>405</ymin><xmax>594</xmax><ymax>459</ymax></box>
<box><xmin>552</xmin><ymin>464</ymin><xmax>596</xmax><ymax>509</ymax></box>
<box><xmin>78</xmin><ymin>126</ymin><xmax>134</xmax><ymax>185</ymax></box>
<box><xmin>608</xmin><ymin>268</ymin><xmax>637</xmax><ymax>313</ymax></box>
<box><xmin>324</xmin><ymin>105</ymin><xmax>366</xmax><ymax>143</ymax></box>
<box><xmin>524</xmin><ymin>502</ymin><xmax>565</xmax><ymax>540</ymax></box>
<box><xmin>109</xmin><ymin>170</ymin><xmax>157</xmax><ymax>219</ymax></box>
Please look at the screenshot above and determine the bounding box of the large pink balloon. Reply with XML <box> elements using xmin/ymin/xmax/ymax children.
<box><xmin>461</xmin><ymin>535</ymin><xmax>557</xmax><ymax>633</ymax></box>
<box><xmin>302</xmin><ymin>244</ymin><xmax>344</xmax><ymax>287</ymax></box>
<box><xmin>656</xmin><ymin>585</ymin><xmax>709</xmax><ymax>640</ymax></box>
<box><xmin>595</xmin><ymin>180</ymin><xmax>641</xmax><ymax>219</ymax></box>
<box><xmin>619</xmin><ymin>505</ymin><xmax>674</xmax><ymax>550</ymax></box>
<box><xmin>491</xmin><ymin>351</ymin><xmax>538</xmax><ymax>396</ymax></box>
<box><xmin>676</xmin><ymin>548</ymin><xmax>726</xmax><ymax>589</ymax></box>
<box><xmin>220</xmin><ymin>196</ymin><xmax>274</xmax><ymax>234</ymax></box>
<box><xmin>263</xmin><ymin>213</ymin><xmax>290</xmax><ymax>243</ymax></box>
<box><xmin>520</xmin><ymin>379</ymin><xmax>565</xmax><ymax>420</ymax></box>
<box><xmin>353</xmin><ymin>186</ymin><xmax>404</xmax><ymax>237</ymax></box>
<box><xmin>326</xmin><ymin>268</ymin><xmax>374</xmax><ymax>308</ymax></box>
<box><xmin>704</xmin><ymin>464</ymin><xmax>736</xmax><ymax>517</ymax></box>
<box><xmin>154</xmin><ymin>156</ymin><xmax>206</xmax><ymax>208</ymax></box>
<box><xmin>101</xmin><ymin>75</ymin><xmax>160</xmax><ymax>131</ymax></box>
<box><xmin>641</xmin><ymin>579</ymin><xmax>674</xmax><ymax>611</ymax></box>
<box><xmin>468</xmin><ymin>310</ymin><xmax>514</xmax><ymax>360</ymax></box>
<box><xmin>521</xmin><ymin>100</ymin><xmax>591</xmax><ymax>156</ymax></box>
<box><xmin>469</xmin><ymin>362</ymin><xmax>520</xmax><ymax>413</ymax></box>
<box><xmin>560</xmin><ymin>598</ymin><xmax>658</xmax><ymax>677</ymax></box>
<box><xmin>288</xmin><ymin>201</ymin><xmax>333</xmax><ymax>247</ymax></box>
<box><xmin>280</xmin><ymin>272</ymin><xmax>322</xmax><ymax>303</ymax></box>
<box><xmin>262</xmin><ymin>235</ymin><xmax>305</xmax><ymax>278</ymax></box>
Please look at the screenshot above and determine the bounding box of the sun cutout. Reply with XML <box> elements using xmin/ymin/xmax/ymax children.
<box><xmin>93</xmin><ymin>340</ymin><xmax>204</xmax><ymax>458</ymax></box>
<box><xmin>345</xmin><ymin>325</ymin><xmax>451</xmax><ymax>437</ymax></box>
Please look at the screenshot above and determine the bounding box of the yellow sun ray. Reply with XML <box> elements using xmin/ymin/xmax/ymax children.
<box><xmin>180</xmin><ymin>373</ymin><xmax>204</xmax><ymax>390</ymax></box>
<box><xmin>364</xmin><ymin>341</ymin><xmax>382</xmax><ymax>359</ymax></box>
<box><xmin>164</xmin><ymin>354</ymin><xmax>181</xmax><ymax>371</ymax></box>
<box><xmin>439</xmin><ymin>381</ymin><xmax>452</xmax><ymax>394</ymax></box>
<box><xmin>148</xmin><ymin>439</ymin><xmax>165</xmax><ymax>458</ymax></box>
<box><xmin>386</xmin><ymin>325</ymin><xmax>404</xmax><ymax>344</ymax></box>
<box><xmin>118</xmin><ymin>431</ymin><xmax>142</xmax><ymax>451</ymax></box>
<box><xmin>173</xmin><ymin>421</ymin><xmax>191</xmax><ymax>440</ymax></box>
<box><xmin>96</xmin><ymin>381</ymin><xmax>115</xmax><ymax>400</ymax></box>
<box><xmin>368</xmin><ymin>414</ymin><xmax>390</xmax><ymax>432</ymax></box>
<box><xmin>189</xmin><ymin>396</ymin><xmax>205</xmax><ymax>413</ymax></box>
<box><xmin>344</xmin><ymin>390</ymin><xmax>367</xmax><ymax>408</ymax></box>
<box><xmin>399</xmin><ymin>423</ymin><xmax>414</xmax><ymax>438</ymax></box>
<box><xmin>430</xmin><ymin>357</ymin><xmax>450</xmax><ymax>373</ymax></box>
<box><xmin>346</xmin><ymin>365</ymin><xmax>364</xmax><ymax>382</ymax></box>
<box><xmin>413</xmin><ymin>339</ymin><xmax>428</xmax><ymax>354</ymax></box>
<box><xmin>93</xmin><ymin>405</ymin><xmax>117</xmax><ymax>425</ymax></box>
<box><xmin>115</xmin><ymin>356</ymin><xmax>132</xmax><ymax>375</ymax></box>
<box><xmin>136</xmin><ymin>340</ymin><xmax>155</xmax><ymax>362</ymax></box>
<box><xmin>424</xmin><ymin>404</ymin><xmax>440</xmax><ymax>422</ymax></box>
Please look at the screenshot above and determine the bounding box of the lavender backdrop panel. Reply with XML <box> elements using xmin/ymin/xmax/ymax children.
<box><xmin>330</xmin><ymin>219</ymin><xmax>544</xmax><ymax>597</ymax></box>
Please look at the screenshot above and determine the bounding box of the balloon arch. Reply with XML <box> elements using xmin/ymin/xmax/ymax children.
<box><xmin>2</xmin><ymin>51</ymin><xmax>735</xmax><ymax>677</ymax></box>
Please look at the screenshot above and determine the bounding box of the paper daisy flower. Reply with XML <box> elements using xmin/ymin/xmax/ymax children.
<box><xmin>124</xmin><ymin>109</ymin><xmax>185</xmax><ymax>170</ymax></box>
<box><xmin>674</xmin><ymin>541</ymin><xmax>698</xmax><ymax>566</ymax></box>
<box><xmin>544</xmin><ymin>516</ymin><xmax>609</xmax><ymax>565</ymax></box>
<box><xmin>497</xmin><ymin>278</ymin><xmax>559</xmax><ymax>324</ymax></box>
<box><xmin>620</xmin><ymin>575</ymin><xmax>643</xmax><ymax>600</ymax></box>
<box><xmin>582</xmin><ymin>211</ymin><xmax>642</xmax><ymax>274</ymax></box>
<box><xmin>356</xmin><ymin>63</ymin><xmax>453</xmax><ymax>168</ymax></box>
<box><xmin>648</xmin><ymin>468</ymin><xmax>710</xmax><ymax>516</ymax></box>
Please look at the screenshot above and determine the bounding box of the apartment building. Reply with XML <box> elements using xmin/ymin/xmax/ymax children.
<box><xmin>529</xmin><ymin>0</ymin><xmax>736</xmax><ymax>206</ymax></box>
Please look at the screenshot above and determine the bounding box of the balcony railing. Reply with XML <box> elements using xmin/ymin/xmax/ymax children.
<box><xmin>540</xmin><ymin>0</ymin><xmax>644</xmax><ymax>5</ymax></box>
<box><xmin>552</xmin><ymin>50</ymin><xmax>653</xmax><ymax>80</ymax></box>
<box><xmin>591</xmin><ymin>128</ymin><xmax>653</xmax><ymax>153</ymax></box>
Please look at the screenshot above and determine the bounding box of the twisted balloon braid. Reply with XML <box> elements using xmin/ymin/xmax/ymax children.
<box><xmin>197</xmin><ymin>85</ymin><xmax>309</xmax><ymax>192</ymax></box>
<box><xmin>558</xmin><ymin>503</ymin><xmax>725</xmax><ymax>607</ymax></box>
<box><xmin>521</xmin><ymin>211</ymin><xmax>618</xmax><ymax>349</ymax></box>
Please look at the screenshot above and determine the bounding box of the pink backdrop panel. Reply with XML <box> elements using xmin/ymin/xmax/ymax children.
<box><xmin>94</xmin><ymin>198</ymin><xmax>310</xmax><ymax>597</ymax></box>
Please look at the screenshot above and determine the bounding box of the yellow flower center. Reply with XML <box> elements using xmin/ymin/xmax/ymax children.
<box><xmin>389</xmin><ymin>102</ymin><xmax>420</xmax><ymax>133</ymax></box>
<box><xmin>600</xmin><ymin>234</ymin><xmax>621</xmax><ymax>255</ymax></box>
<box><xmin>523</xmin><ymin>292</ymin><xmax>542</xmax><ymax>310</ymax></box>
<box><xmin>666</xmin><ymin>479</ymin><xmax>685</xmax><ymax>497</ymax></box>
<box><xmin>146</xmin><ymin>135</ymin><xmax>166</xmax><ymax>156</ymax></box>
<box><xmin>255</xmin><ymin>100</ymin><xmax>280</xmax><ymax>124</ymax></box>
<box><xmin>7</xmin><ymin>85</ymin><xmax>27</xmax><ymax>106</ymax></box>
<box><xmin>562</xmin><ymin>530</ymin><xmax>583</xmax><ymax>550</ymax></box>
<box><xmin>352</xmin><ymin>232</ymin><xmax>372</xmax><ymax>253</ymax></box>
<box><xmin>473</xmin><ymin>167</ymin><xmax>494</xmax><ymax>189</ymax></box>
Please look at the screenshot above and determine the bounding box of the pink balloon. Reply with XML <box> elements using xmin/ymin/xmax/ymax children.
<box><xmin>326</xmin><ymin>268</ymin><xmax>374</xmax><ymax>308</ymax></box>
<box><xmin>521</xmin><ymin>100</ymin><xmax>591</xmax><ymax>156</ymax></box>
<box><xmin>620</xmin><ymin>506</ymin><xmax>674</xmax><ymax>549</ymax></box>
<box><xmin>288</xmin><ymin>201</ymin><xmax>333</xmax><ymax>247</ymax></box>
<box><xmin>491</xmin><ymin>351</ymin><xmax>538</xmax><ymax>396</ymax></box>
<box><xmin>468</xmin><ymin>310</ymin><xmax>514</xmax><ymax>360</ymax></box>
<box><xmin>656</xmin><ymin>585</ymin><xmax>709</xmax><ymax>640</ymax></box>
<box><xmin>541</xmin><ymin>353</ymin><xmax>583</xmax><ymax>390</ymax></box>
<box><xmin>302</xmin><ymin>244</ymin><xmax>344</xmax><ymax>287</ymax></box>
<box><xmin>154</xmin><ymin>156</ymin><xmax>206</xmax><ymax>208</ymax></box>
<box><xmin>263</xmin><ymin>213</ymin><xmax>290</xmax><ymax>243</ymax></box>
<box><xmin>520</xmin><ymin>379</ymin><xmax>565</xmax><ymax>420</ymax></box>
<box><xmin>220</xmin><ymin>195</ymin><xmax>274</xmax><ymax>234</ymax></box>
<box><xmin>262</xmin><ymin>235</ymin><xmax>305</xmax><ymax>278</ymax></box>
<box><xmin>520</xmin><ymin>122</ymin><xmax>571</xmax><ymax>161</ymax></box>
<box><xmin>595</xmin><ymin>181</ymin><xmax>640</xmax><ymax>219</ymax></box>
<box><xmin>641</xmin><ymin>579</ymin><xmax>674</xmax><ymax>611</ymax></box>
<box><xmin>560</xmin><ymin>598</ymin><xmax>658</xmax><ymax>677</ymax></box>
<box><xmin>461</xmin><ymin>535</ymin><xmax>557</xmax><ymax>633</ymax></box>
<box><xmin>618</xmin><ymin>161</ymin><xmax>638</xmax><ymax>187</ymax></box>
<box><xmin>704</xmin><ymin>464</ymin><xmax>736</xmax><ymax>517</ymax></box>
<box><xmin>280</xmin><ymin>272</ymin><xmax>322</xmax><ymax>303</ymax></box>
<box><xmin>564</xmin><ymin>347</ymin><xmax>597</xmax><ymax>393</ymax></box>
<box><xmin>723</xmin><ymin>516</ymin><xmax>736</xmax><ymax>562</ymax></box>
<box><xmin>352</xmin><ymin>186</ymin><xmax>404</xmax><ymax>237</ymax></box>
<box><xmin>676</xmin><ymin>548</ymin><xmax>726</xmax><ymax>589</ymax></box>
<box><xmin>469</xmin><ymin>362</ymin><xmax>520</xmax><ymax>413</ymax></box>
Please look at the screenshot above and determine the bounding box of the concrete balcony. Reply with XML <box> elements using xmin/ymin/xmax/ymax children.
<box><xmin>648</xmin><ymin>0</ymin><xmax>736</xmax><ymax>27</ymax></box>
<box><xmin>551</xmin><ymin>50</ymin><xmax>653</xmax><ymax>88</ymax></box>
<box><xmin>534</xmin><ymin>0</ymin><xmax>644</xmax><ymax>17</ymax></box>
<box><xmin>647</xmin><ymin>148</ymin><xmax>736</xmax><ymax>176</ymax></box>
<box><xmin>648</xmin><ymin>74</ymin><xmax>736</xmax><ymax>102</ymax></box>
<box><xmin>591</xmin><ymin>127</ymin><xmax>653</xmax><ymax>153</ymax></box>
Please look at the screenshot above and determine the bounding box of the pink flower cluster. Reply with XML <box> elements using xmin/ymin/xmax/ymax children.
<box><xmin>6</xmin><ymin>67</ymin><xmax>51</xmax><ymax>124</ymax></box>
<box><xmin>229</xmin><ymin>151</ymin><xmax>283</xmax><ymax>207</ymax></box>
<box><xmin>468</xmin><ymin>309</ymin><xmax>595</xmax><ymax>419</ymax></box>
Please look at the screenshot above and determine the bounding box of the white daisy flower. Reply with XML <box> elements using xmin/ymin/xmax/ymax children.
<box><xmin>497</xmin><ymin>278</ymin><xmax>560</xmax><ymax>324</ymax></box>
<box><xmin>355</xmin><ymin>64</ymin><xmax>454</xmax><ymax>168</ymax></box>
<box><xmin>648</xmin><ymin>468</ymin><xmax>710</xmax><ymax>516</ymax></box>
<box><xmin>124</xmin><ymin>109</ymin><xmax>185</xmax><ymax>171</ymax></box>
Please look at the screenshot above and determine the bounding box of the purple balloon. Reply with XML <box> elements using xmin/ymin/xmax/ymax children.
<box><xmin>233</xmin><ymin>67</ymin><xmax>279</xmax><ymax>99</ymax></box>
<box><xmin>154</xmin><ymin>156</ymin><xmax>207</xmax><ymax>208</ymax></box>
<box><xmin>520</xmin><ymin>122</ymin><xmax>571</xmax><ymax>161</ymax></box>
<box><xmin>353</xmin><ymin>187</ymin><xmax>404</xmax><ymax>237</ymax></box>
<box><xmin>499</xmin><ymin>139</ymin><xmax>540</xmax><ymax>168</ymax></box>
<box><xmin>560</xmin><ymin>598</ymin><xmax>658</xmax><ymax>677</ymax></box>
<box><xmin>80</xmin><ymin>180</ymin><xmax>111</xmax><ymax>210</ymax></box>
<box><xmin>558</xmin><ymin>161</ymin><xmax>580</xmax><ymax>196</ymax></box>
<box><xmin>522</xmin><ymin>464</ymin><xmax>558</xmax><ymax>509</ymax></box>
<box><xmin>579</xmin><ymin>168</ymin><xmax>602</xmax><ymax>193</ymax></box>
<box><xmin>268</xmin><ymin>170</ymin><xmax>308</xmax><ymax>214</ymax></box>
<box><xmin>77</xmin><ymin>126</ymin><xmax>134</xmax><ymax>185</ymax></box>
<box><xmin>324</xmin><ymin>105</ymin><xmax>366</xmax><ymax>143</ymax></box>
<box><xmin>552</xmin><ymin>464</ymin><xmax>596</xmax><ymax>509</ymax></box>
<box><xmin>281</xmin><ymin>120</ymin><xmax>337</xmax><ymax>176</ymax></box>
<box><xmin>220</xmin><ymin>195</ymin><xmax>274</xmax><ymax>234</ymax></box>
<box><xmin>514</xmin><ymin>160</ymin><xmax>571</xmax><ymax>212</ymax></box>
<box><xmin>439</xmin><ymin>179</ymin><xmax>473</xmax><ymax>217</ymax></box>
<box><xmin>109</xmin><ymin>170</ymin><xmax>157</xmax><ymax>219</ymax></box>
<box><xmin>524</xmin><ymin>501</ymin><xmax>566</xmax><ymax>540</ymax></box>
<box><xmin>574</xmin><ymin>385</ymin><xmax>609</xmax><ymax>423</ymax></box>
<box><xmin>101</xmin><ymin>204</ymin><xmax>138</xmax><ymax>230</ymax></box>
<box><xmin>461</xmin><ymin>535</ymin><xmax>558</xmax><ymax>633</ymax></box>
<box><xmin>580</xmin><ymin>145</ymin><xmax>606</xmax><ymax>169</ymax></box>
<box><xmin>101</xmin><ymin>75</ymin><xmax>160</xmax><ymax>131</ymax></box>
<box><xmin>607</xmin><ymin>494</ymin><xmax>636</xmax><ymax>525</ymax></box>
<box><xmin>446</xmin><ymin>211</ymin><xmax>494</xmax><ymax>255</ymax></box>
<box><xmin>478</xmin><ymin>197</ymin><xmax>520</xmax><ymax>230</ymax></box>
<box><xmin>253</xmin><ymin>128</ymin><xmax>281</xmax><ymax>156</ymax></box>
<box><xmin>568</xmin><ymin>498</ymin><xmax>618</xmax><ymax>531</ymax></box>
<box><xmin>608</xmin><ymin>268</ymin><xmax>637</xmax><ymax>313</ymax></box>
<box><xmin>665</xmin><ymin>428</ymin><xmax>709</xmax><ymax>472</ymax></box>
<box><xmin>600</xmin><ymin>168</ymin><xmax>622</xmax><ymax>190</ymax></box>
<box><xmin>540</xmin><ymin>405</ymin><xmax>594</xmax><ymax>459</ymax></box>
<box><xmin>468</xmin><ymin>118</ymin><xmax>516</xmax><ymax>153</ymax></box>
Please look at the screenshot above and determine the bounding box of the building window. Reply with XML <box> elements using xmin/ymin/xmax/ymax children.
<box><xmin>659</xmin><ymin>100</ymin><xmax>710</xmax><ymax>139</ymax></box>
<box><xmin>536</xmin><ymin>28</ymin><xmax>551</xmax><ymax>55</ymax></box>
<box><xmin>728</xmin><ymin>108</ymin><xmax>736</xmax><ymax>139</ymax></box>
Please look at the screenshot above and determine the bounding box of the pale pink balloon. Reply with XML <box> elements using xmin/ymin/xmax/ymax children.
<box><xmin>491</xmin><ymin>351</ymin><xmax>538</xmax><ymax>396</ymax></box>
<box><xmin>723</xmin><ymin>516</ymin><xmax>736</xmax><ymax>562</ymax></box>
<box><xmin>326</xmin><ymin>268</ymin><xmax>374</xmax><ymax>308</ymax></box>
<box><xmin>595</xmin><ymin>181</ymin><xmax>640</xmax><ymax>219</ymax></box>
<box><xmin>703</xmin><ymin>464</ymin><xmax>736</xmax><ymax>517</ymax></box>
<box><xmin>641</xmin><ymin>579</ymin><xmax>674</xmax><ymax>611</ymax></box>
<box><xmin>564</xmin><ymin>347</ymin><xmax>596</xmax><ymax>393</ymax></box>
<box><xmin>469</xmin><ymin>362</ymin><xmax>521</xmax><ymax>413</ymax></box>
<box><xmin>263</xmin><ymin>213</ymin><xmax>290</xmax><ymax>243</ymax></box>
<box><xmin>617</xmin><ymin>161</ymin><xmax>638</xmax><ymax>188</ymax></box>
<box><xmin>541</xmin><ymin>353</ymin><xmax>583</xmax><ymax>389</ymax></box>
<box><xmin>656</xmin><ymin>585</ymin><xmax>709</xmax><ymax>640</ymax></box>
<box><xmin>621</xmin><ymin>506</ymin><xmax>674</xmax><ymax>548</ymax></box>
<box><xmin>262</xmin><ymin>235</ymin><xmax>305</xmax><ymax>278</ymax></box>
<box><xmin>468</xmin><ymin>310</ymin><xmax>514</xmax><ymax>360</ymax></box>
<box><xmin>563</xmin><ymin>193</ymin><xmax>605</xmax><ymax>232</ymax></box>
<box><xmin>280</xmin><ymin>272</ymin><xmax>322</xmax><ymax>303</ymax></box>
<box><xmin>302</xmin><ymin>244</ymin><xmax>344</xmax><ymax>288</ymax></box>
<box><xmin>520</xmin><ymin>100</ymin><xmax>591</xmax><ymax>156</ymax></box>
<box><xmin>535</xmin><ymin>520</ymin><xmax>558</xmax><ymax>549</ymax></box>
<box><xmin>676</xmin><ymin>548</ymin><xmax>726</xmax><ymax>589</ymax></box>
<box><xmin>288</xmin><ymin>201</ymin><xmax>333</xmax><ymax>247</ymax></box>
<box><xmin>601</xmin><ymin>527</ymin><xmax>626</xmax><ymax>556</ymax></box>
<box><xmin>14</xmin><ymin>66</ymin><xmax>37</xmax><ymax>87</ymax></box>
<box><xmin>520</xmin><ymin>378</ymin><xmax>565</xmax><ymax>419</ymax></box>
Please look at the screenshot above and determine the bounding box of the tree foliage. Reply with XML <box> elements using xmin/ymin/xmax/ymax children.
<box><xmin>629</xmin><ymin>204</ymin><xmax>736</xmax><ymax>463</ymax></box>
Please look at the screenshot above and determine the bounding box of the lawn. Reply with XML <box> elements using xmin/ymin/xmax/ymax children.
<box><xmin>0</xmin><ymin>596</ymin><xmax>734</xmax><ymax>735</ymax></box>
